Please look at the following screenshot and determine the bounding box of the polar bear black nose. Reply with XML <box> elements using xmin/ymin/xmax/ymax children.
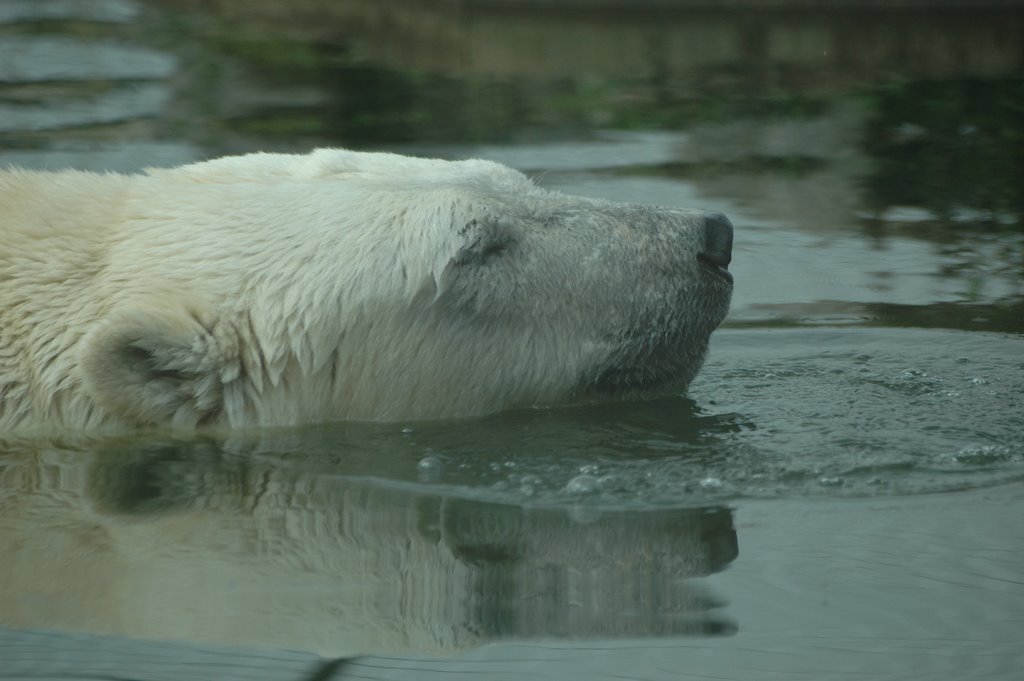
<box><xmin>700</xmin><ymin>211</ymin><xmax>733</xmax><ymax>268</ymax></box>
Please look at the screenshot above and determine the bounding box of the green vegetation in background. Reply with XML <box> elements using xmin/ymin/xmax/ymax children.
<box><xmin>864</xmin><ymin>79</ymin><xmax>1024</xmax><ymax>220</ymax></box>
<box><xmin>225</xmin><ymin>64</ymin><xmax>834</xmax><ymax>147</ymax></box>
<box><xmin>175</xmin><ymin>14</ymin><xmax>835</xmax><ymax>145</ymax></box>
<box><xmin>550</xmin><ymin>78</ymin><xmax>828</xmax><ymax>130</ymax></box>
<box><xmin>615</xmin><ymin>156</ymin><xmax>827</xmax><ymax>180</ymax></box>
<box><xmin>210</xmin><ymin>26</ymin><xmax>329</xmax><ymax>75</ymax></box>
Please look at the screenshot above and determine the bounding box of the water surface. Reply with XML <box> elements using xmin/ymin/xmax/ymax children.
<box><xmin>1</xmin><ymin>1</ymin><xmax>1023</xmax><ymax>679</ymax></box>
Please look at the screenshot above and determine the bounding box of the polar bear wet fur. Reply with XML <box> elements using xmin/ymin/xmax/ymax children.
<box><xmin>0</xmin><ymin>149</ymin><xmax>733</xmax><ymax>431</ymax></box>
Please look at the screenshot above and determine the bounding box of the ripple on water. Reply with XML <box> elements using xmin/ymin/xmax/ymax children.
<box><xmin>382</xmin><ymin>327</ymin><xmax>1024</xmax><ymax>505</ymax></box>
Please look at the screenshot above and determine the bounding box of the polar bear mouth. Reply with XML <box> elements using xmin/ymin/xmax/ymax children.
<box><xmin>587</xmin><ymin>354</ymin><xmax>687</xmax><ymax>397</ymax></box>
<box><xmin>591</xmin><ymin>367</ymin><xmax>667</xmax><ymax>394</ymax></box>
<box><xmin>697</xmin><ymin>253</ymin><xmax>734</xmax><ymax>284</ymax></box>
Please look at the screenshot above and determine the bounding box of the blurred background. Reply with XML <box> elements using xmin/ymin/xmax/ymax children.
<box><xmin>2</xmin><ymin>2</ymin><xmax>1024</xmax><ymax>679</ymax></box>
<box><xmin>1</xmin><ymin>0</ymin><xmax>1022</xmax><ymax>328</ymax></box>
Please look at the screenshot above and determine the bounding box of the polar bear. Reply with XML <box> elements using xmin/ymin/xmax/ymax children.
<box><xmin>0</xmin><ymin>149</ymin><xmax>733</xmax><ymax>431</ymax></box>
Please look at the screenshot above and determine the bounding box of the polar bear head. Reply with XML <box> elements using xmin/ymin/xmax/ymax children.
<box><xmin>64</xmin><ymin>149</ymin><xmax>733</xmax><ymax>428</ymax></box>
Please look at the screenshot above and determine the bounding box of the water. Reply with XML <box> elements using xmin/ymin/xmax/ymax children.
<box><xmin>1</xmin><ymin>1</ymin><xmax>1023</xmax><ymax>679</ymax></box>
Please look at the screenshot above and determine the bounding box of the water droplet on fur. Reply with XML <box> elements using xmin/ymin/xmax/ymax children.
<box><xmin>565</xmin><ymin>474</ymin><xmax>599</xmax><ymax>495</ymax></box>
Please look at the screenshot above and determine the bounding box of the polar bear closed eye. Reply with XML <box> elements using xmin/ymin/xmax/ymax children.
<box><xmin>0</xmin><ymin>149</ymin><xmax>733</xmax><ymax>431</ymax></box>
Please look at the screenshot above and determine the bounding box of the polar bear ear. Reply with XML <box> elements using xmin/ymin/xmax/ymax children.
<box><xmin>437</xmin><ymin>216</ymin><xmax>522</xmax><ymax>302</ymax></box>
<box><xmin>80</xmin><ymin>306</ymin><xmax>226</xmax><ymax>428</ymax></box>
<box><xmin>452</xmin><ymin>216</ymin><xmax>518</xmax><ymax>266</ymax></box>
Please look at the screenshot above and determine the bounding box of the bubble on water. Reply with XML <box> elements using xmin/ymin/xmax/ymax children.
<box><xmin>818</xmin><ymin>476</ymin><xmax>844</xmax><ymax>487</ymax></box>
<box><xmin>949</xmin><ymin>445</ymin><xmax>1014</xmax><ymax>465</ymax></box>
<box><xmin>565</xmin><ymin>474</ymin><xmax>599</xmax><ymax>495</ymax></box>
<box><xmin>879</xmin><ymin>367</ymin><xmax>947</xmax><ymax>396</ymax></box>
<box><xmin>518</xmin><ymin>474</ymin><xmax>542</xmax><ymax>497</ymax></box>
<box><xmin>699</xmin><ymin>476</ymin><xmax>724</xmax><ymax>490</ymax></box>
<box><xmin>416</xmin><ymin>454</ymin><xmax>444</xmax><ymax>481</ymax></box>
<box><xmin>578</xmin><ymin>464</ymin><xmax>600</xmax><ymax>475</ymax></box>
<box><xmin>401</xmin><ymin>427</ymin><xmax>415</xmax><ymax>435</ymax></box>
<box><xmin>969</xmin><ymin>377</ymin><xmax>989</xmax><ymax>385</ymax></box>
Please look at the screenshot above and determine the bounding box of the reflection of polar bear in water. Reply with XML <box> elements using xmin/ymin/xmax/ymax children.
<box><xmin>0</xmin><ymin>441</ymin><xmax>738</xmax><ymax>656</ymax></box>
<box><xmin>0</xmin><ymin>149</ymin><xmax>733</xmax><ymax>431</ymax></box>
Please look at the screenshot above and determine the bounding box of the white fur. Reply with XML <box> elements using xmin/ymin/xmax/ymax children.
<box><xmin>1</xmin><ymin>149</ymin><xmax>730</xmax><ymax>432</ymax></box>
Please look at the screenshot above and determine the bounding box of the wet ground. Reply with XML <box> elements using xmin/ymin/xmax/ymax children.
<box><xmin>1</xmin><ymin>1</ymin><xmax>1023</xmax><ymax>679</ymax></box>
